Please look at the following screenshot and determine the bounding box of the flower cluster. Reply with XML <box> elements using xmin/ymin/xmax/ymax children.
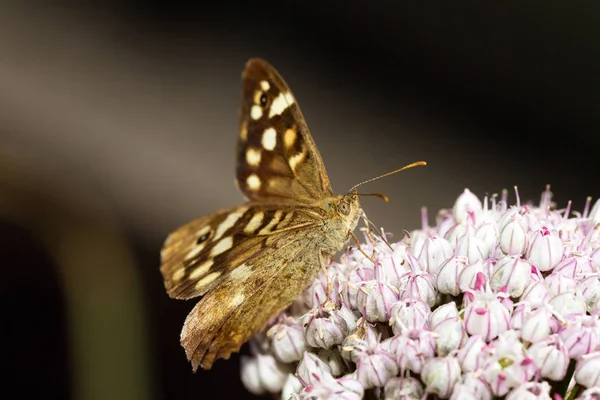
<box><xmin>241</xmin><ymin>187</ymin><xmax>600</xmax><ymax>399</ymax></box>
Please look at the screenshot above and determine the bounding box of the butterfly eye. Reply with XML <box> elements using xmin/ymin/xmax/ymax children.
<box><xmin>337</xmin><ymin>201</ymin><xmax>351</xmax><ymax>216</ymax></box>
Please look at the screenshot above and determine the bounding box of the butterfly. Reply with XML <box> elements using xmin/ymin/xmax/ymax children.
<box><xmin>160</xmin><ymin>58</ymin><xmax>424</xmax><ymax>372</ymax></box>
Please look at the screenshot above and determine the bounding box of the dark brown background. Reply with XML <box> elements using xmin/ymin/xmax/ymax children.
<box><xmin>2</xmin><ymin>1</ymin><xmax>599</xmax><ymax>399</ymax></box>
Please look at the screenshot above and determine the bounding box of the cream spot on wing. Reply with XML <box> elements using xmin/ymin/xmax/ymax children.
<box><xmin>289</xmin><ymin>151</ymin><xmax>306</xmax><ymax>171</ymax></box>
<box><xmin>262</xmin><ymin>127</ymin><xmax>277</xmax><ymax>150</ymax></box>
<box><xmin>214</xmin><ymin>207</ymin><xmax>248</xmax><ymax>240</ymax></box>
<box><xmin>210</xmin><ymin>236</ymin><xmax>233</xmax><ymax>257</ymax></box>
<box><xmin>231</xmin><ymin>263</ymin><xmax>253</xmax><ymax>281</ymax></box>
<box><xmin>260</xmin><ymin>80</ymin><xmax>270</xmax><ymax>91</ymax></box>
<box><xmin>196</xmin><ymin>225</ymin><xmax>211</xmax><ymax>239</ymax></box>
<box><xmin>246</xmin><ymin>148</ymin><xmax>262</xmax><ymax>167</ymax></box>
<box><xmin>246</xmin><ymin>174</ymin><xmax>261</xmax><ymax>191</ymax></box>
<box><xmin>185</xmin><ymin>242</ymin><xmax>206</xmax><ymax>260</ymax></box>
<box><xmin>172</xmin><ymin>268</ymin><xmax>185</xmax><ymax>282</ymax></box>
<box><xmin>251</xmin><ymin>105</ymin><xmax>263</xmax><ymax>120</ymax></box>
<box><xmin>230</xmin><ymin>293</ymin><xmax>245</xmax><ymax>307</ymax></box>
<box><xmin>269</xmin><ymin>92</ymin><xmax>295</xmax><ymax>118</ymax></box>
<box><xmin>277</xmin><ymin>211</ymin><xmax>294</xmax><ymax>229</ymax></box>
<box><xmin>189</xmin><ymin>259</ymin><xmax>214</xmax><ymax>280</ymax></box>
<box><xmin>284</xmin><ymin>128</ymin><xmax>296</xmax><ymax>149</ymax></box>
<box><xmin>194</xmin><ymin>271</ymin><xmax>221</xmax><ymax>290</ymax></box>
<box><xmin>244</xmin><ymin>212</ymin><xmax>264</xmax><ymax>234</ymax></box>
<box><xmin>258</xmin><ymin>210</ymin><xmax>283</xmax><ymax>235</ymax></box>
<box><xmin>240</xmin><ymin>121</ymin><xmax>248</xmax><ymax>141</ymax></box>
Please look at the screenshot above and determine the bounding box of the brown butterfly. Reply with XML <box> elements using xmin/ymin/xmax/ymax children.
<box><xmin>160</xmin><ymin>58</ymin><xmax>424</xmax><ymax>371</ymax></box>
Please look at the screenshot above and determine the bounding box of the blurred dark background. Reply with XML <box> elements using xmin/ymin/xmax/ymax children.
<box><xmin>2</xmin><ymin>1</ymin><xmax>599</xmax><ymax>399</ymax></box>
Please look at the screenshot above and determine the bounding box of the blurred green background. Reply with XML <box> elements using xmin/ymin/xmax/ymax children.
<box><xmin>2</xmin><ymin>1</ymin><xmax>599</xmax><ymax>399</ymax></box>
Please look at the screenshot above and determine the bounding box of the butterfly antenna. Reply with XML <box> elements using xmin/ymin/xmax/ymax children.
<box><xmin>348</xmin><ymin>161</ymin><xmax>427</xmax><ymax>193</ymax></box>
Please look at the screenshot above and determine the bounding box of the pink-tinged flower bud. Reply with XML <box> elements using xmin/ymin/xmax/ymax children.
<box><xmin>591</xmin><ymin>246</ymin><xmax>600</xmax><ymax>271</ymax></box>
<box><xmin>399</xmin><ymin>256</ymin><xmax>438</xmax><ymax>307</ymax></box>
<box><xmin>389</xmin><ymin>298</ymin><xmax>431</xmax><ymax>335</ymax></box>
<box><xmin>490</xmin><ymin>256</ymin><xmax>531</xmax><ymax>298</ymax></box>
<box><xmin>301</xmin><ymin>373</ymin><xmax>364</xmax><ymax>400</ymax></box>
<box><xmin>475</xmin><ymin>222</ymin><xmax>500</xmax><ymax>256</ymax></box>
<box><xmin>457</xmin><ymin>334</ymin><xmax>487</xmax><ymax>372</ymax></box>
<box><xmin>464</xmin><ymin>286</ymin><xmax>511</xmax><ymax>341</ymax></box>
<box><xmin>444</xmin><ymin>222</ymin><xmax>469</xmax><ymax>247</ymax></box>
<box><xmin>281</xmin><ymin>374</ymin><xmax>303</xmax><ymax>400</ymax></box>
<box><xmin>576</xmin><ymin>387</ymin><xmax>600</xmax><ymax>400</ymax></box>
<box><xmin>357</xmin><ymin>278</ymin><xmax>399</xmax><ymax>323</ymax></box>
<box><xmin>526</xmin><ymin>226</ymin><xmax>565</xmax><ymax>271</ymax></box>
<box><xmin>418</xmin><ymin>235</ymin><xmax>454</xmax><ymax>275</ymax></box>
<box><xmin>559</xmin><ymin>315</ymin><xmax>600</xmax><ymax>359</ymax></box>
<box><xmin>437</xmin><ymin>209</ymin><xmax>456</xmax><ymax>239</ymax></box>
<box><xmin>429</xmin><ymin>302</ymin><xmax>459</xmax><ymax>330</ymax></box>
<box><xmin>383</xmin><ymin>377</ymin><xmax>424</xmax><ymax>400</ymax></box>
<box><xmin>384</xmin><ymin>330</ymin><xmax>437</xmax><ymax>374</ymax></box>
<box><xmin>554</xmin><ymin>254</ymin><xmax>595</xmax><ymax>280</ymax></box>
<box><xmin>456</xmin><ymin>232</ymin><xmax>490</xmax><ymax>264</ymax></box>
<box><xmin>459</xmin><ymin>259</ymin><xmax>487</xmax><ymax>292</ymax></box>
<box><xmin>317</xmin><ymin>349</ymin><xmax>346</xmax><ymax>377</ymax></box>
<box><xmin>421</xmin><ymin>356</ymin><xmax>462</xmax><ymax>399</ymax></box>
<box><xmin>579</xmin><ymin>276</ymin><xmax>600</xmax><ymax>313</ymax></box>
<box><xmin>588</xmin><ymin>198</ymin><xmax>600</xmax><ymax>225</ymax></box>
<box><xmin>337</xmin><ymin>372</ymin><xmax>364</xmax><ymax>398</ymax></box>
<box><xmin>437</xmin><ymin>255</ymin><xmax>468</xmax><ymax>296</ymax></box>
<box><xmin>499</xmin><ymin>214</ymin><xmax>528</xmax><ymax>256</ymax></box>
<box><xmin>510</xmin><ymin>303</ymin><xmax>531</xmax><ymax>332</ymax></box>
<box><xmin>527</xmin><ymin>334</ymin><xmax>569</xmax><ymax>381</ymax></box>
<box><xmin>453</xmin><ymin>189</ymin><xmax>482</xmax><ymax>224</ymax></box>
<box><xmin>267</xmin><ymin>316</ymin><xmax>307</xmax><ymax>363</ymax></box>
<box><xmin>575</xmin><ymin>351</ymin><xmax>600</xmax><ymax>389</ymax></box>
<box><xmin>521</xmin><ymin>306</ymin><xmax>554</xmax><ymax>343</ymax></box>
<box><xmin>505</xmin><ymin>381</ymin><xmax>552</xmax><ymax>400</ymax></box>
<box><xmin>451</xmin><ymin>373</ymin><xmax>493</xmax><ymax>400</ymax></box>
<box><xmin>381</xmin><ymin>244</ymin><xmax>410</xmax><ymax>288</ymax></box>
<box><xmin>339</xmin><ymin>323</ymin><xmax>370</xmax><ymax>363</ymax></box>
<box><xmin>296</xmin><ymin>352</ymin><xmax>333</xmax><ymax>387</ymax></box>
<box><xmin>549</xmin><ymin>291</ymin><xmax>587</xmax><ymax>320</ymax></box>
<box><xmin>434</xmin><ymin>317</ymin><xmax>467</xmax><ymax>356</ymax></box>
<box><xmin>240</xmin><ymin>353</ymin><xmax>290</xmax><ymax>395</ymax></box>
<box><xmin>302</xmin><ymin>304</ymin><xmax>348</xmax><ymax>349</ymax></box>
<box><xmin>341</xmin><ymin>263</ymin><xmax>375</xmax><ymax>309</ymax></box>
<box><xmin>354</xmin><ymin>330</ymin><xmax>398</xmax><ymax>389</ymax></box>
<box><xmin>544</xmin><ymin>272</ymin><xmax>577</xmax><ymax>297</ymax></box>
<box><xmin>520</xmin><ymin>279</ymin><xmax>550</xmax><ymax>308</ymax></box>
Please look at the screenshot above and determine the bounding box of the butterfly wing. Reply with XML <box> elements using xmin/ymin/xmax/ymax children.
<box><xmin>180</xmin><ymin>230</ymin><xmax>325</xmax><ymax>371</ymax></box>
<box><xmin>160</xmin><ymin>204</ymin><xmax>320</xmax><ymax>300</ymax></box>
<box><xmin>237</xmin><ymin>58</ymin><xmax>333</xmax><ymax>203</ymax></box>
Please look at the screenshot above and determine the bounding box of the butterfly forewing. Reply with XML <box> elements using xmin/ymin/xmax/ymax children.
<box><xmin>237</xmin><ymin>58</ymin><xmax>333</xmax><ymax>203</ymax></box>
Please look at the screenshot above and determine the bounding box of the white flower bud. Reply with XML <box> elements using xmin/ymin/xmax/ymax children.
<box><xmin>240</xmin><ymin>354</ymin><xmax>289</xmax><ymax>394</ymax></box>
<box><xmin>559</xmin><ymin>315</ymin><xmax>600</xmax><ymax>359</ymax></box>
<box><xmin>464</xmin><ymin>288</ymin><xmax>511</xmax><ymax>341</ymax></box>
<box><xmin>521</xmin><ymin>306</ymin><xmax>553</xmax><ymax>343</ymax></box>
<box><xmin>436</xmin><ymin>255</ymin><xmax>468</xmax><ymax>296</ymax></box>
<box><xmin>317</xmin><ymin>349</ymin><xmax>346</xmax><ymax>377</ymax></box>
<box><xmin>505</xmin><ymin>381</ymin><xmax>553</xmax><ymax>400</ymax></box>
<box><xmin>296</xmin><ymin>352</ymin><xmax>333</xmax><ymax>387</ymax></box>
<box><xmin>356</xmin><ymin>279</ymin><xmax>399</xmax><ymax>323</ymax></box>
<box><xmin>575</xmin><ymin>351</ymin><xmax>600</xmax><ymax>389</ymax></box>
<box><xmin>490</xmin><ymin>255</ymin><xmax>531</xmax><ymax>297</ymax></box>
<box><xmin>280</xmin><ymin>374</ymin><xmax>302</xmax><ymax>400</ymax></box>
<box><xmin>418</xmin><ymin>235</ymin><xmax>453</xmax><ymax>275</ymax></box>
<box><xmin>268</xmin><ymin>317</ymin><xmax>307</xmax><ymax>363</ymax></box>
<box><xmin>499</xmin><ymin>215</ymin><xmax>528</xmax><ymax>256</ymax></box>
<box><xmin>457</xmin><ymin>334</ymin><xmax>487</xmax><ymax>372</ymax></box>
<box><xmin>453</xmin><ymin>189</ymin><xmax>482</xmax><ymax>224</ymax></box>
<box><xmin>554</xmin><ymin>254</ymin><xmax>595</xmax><ymax>279</ymax></box>
<box><xmin>429</xmin><ymin>302</ymin><xmax>459</xmax><ymax>330</ymax></box>
<box><xmin>355</xmin><ymin>330</ymin><xmax>398</xmax><ymax>389</ymax></box>
<box><xmin>421</xmin><ymin>356</ymin><xmax>461</xmax><ymax>399</ymax></box>
<box><xmin>389</xmin><ymin>299</ymin><xmax>431</xmax><ymax>335</ymax></box>
<box><xmin>453</xmin><ymin>373</ymin><xmax>493</xmax><ymax>400</ymax></box>
<box><xmin>544</xmin><ymin>272</ymin><xmax>577</xmax><ymax>297</ymax></box>
<box><xmin>526</xmin><ymin>334</ymin><xmax>569</xmax><ymax>381</ymax></box>
<box><xmin>526</xmin><ymin>226</ymin><xmax>565</xmax><ymax>271</ymax></box>
<box><xmin>456</xmin><ymin>232</ymin><xmax>490</xmax><ymax>264</ymax></box>
<box><xmin>520</xmin><ymin>279</ymin><xmax>549</xmax><ymax>308</ymax></box>
<box><xmin>458</xmin><ymin>259</ymin><xmax>487</xmax><ymax>292</ymax></box>
<box><xmin>475</xmin><ymin>222</ymin><xmax>500</xmax><ymax>256</ymax></box>
<box><xmin>302</xmin><ymin>306</ymin><xmax>348</xmax><ymax>349</ymax></box>
<box><xmin>384</xmin><ymin>330</ymin><xmax>437</xmax><ymax>374</ymax></box>
<box><xmin>383</xmin><ymin>377</ymin><xmax>424</xmax><ymax>400</ymax></box>
<box><xmin>434</xmin><ymin>317</ymin><xmax>467</xmax><ymax>356</ymax></box>
<box><xmin>380</xmin><ymin>244</ymin><xmax>410</xmax><ymax>288</ymax></box>
<box><xmin>579</xmin><ymin>276</ymin><xmax>600</xmax><ymax>313</ymax></box>
<box><xmin>549</xmin><ymin>290</ymin><xmax>587</xmax><ymax>319</ymax></box>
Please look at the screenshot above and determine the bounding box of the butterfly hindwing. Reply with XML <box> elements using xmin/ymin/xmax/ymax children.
<box><xmin>237</xmin><ymin>58</ymin><xmax>333</xmax><ymax>203</ymax></box>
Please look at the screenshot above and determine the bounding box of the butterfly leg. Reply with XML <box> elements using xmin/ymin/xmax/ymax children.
<box><xmin>350</xmin><ymin>231</ymin><xmax>376</xmax><ymax>264</ymax></box>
